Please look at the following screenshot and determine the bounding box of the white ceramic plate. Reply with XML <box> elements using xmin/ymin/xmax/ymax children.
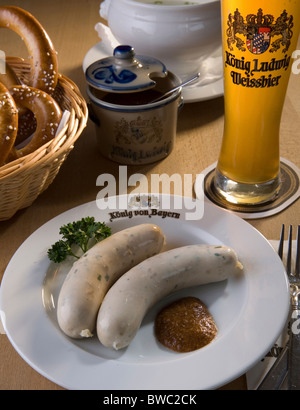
<box><xmin>0</xmin><ymin>195</ymin><xmax>289</xmax><ymax>390</ymax></box>
<box><xmin>82</xmin><ymin>42</ymin><xmax>224</xmax><ymax>103</ymax></box>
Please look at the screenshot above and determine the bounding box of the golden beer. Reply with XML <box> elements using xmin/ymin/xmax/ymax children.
<box><xmin>213</xmin><ymin>0</ymin><xmax>300</xmax><ymax>204</ymax></box>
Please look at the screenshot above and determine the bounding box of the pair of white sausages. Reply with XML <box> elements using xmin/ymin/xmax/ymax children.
<box><xmin>57</xmin><ymin>223</ymin><xmax>243</xmax><ymax>350</ymax></box>
<box><xmin>57</xmin><ymin>223</ymin><xmax>165</xmax><ymax>339</ymax></box>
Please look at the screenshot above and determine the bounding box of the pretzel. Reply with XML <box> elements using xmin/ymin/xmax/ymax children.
<box><xmin>7</xmin><ymin>85</ymin><xmax>62</xmax><ymax>161</ymax></box>
<box><xmin>0</xmin><ymin>82</ymin><xmax>18</xmax><ymax>166</ymax></box>
<box><xmin>0</xmin><ymin>62</ymin><xmax>36</xmax><ymax>145</ymax></box>
<box><xmin>0</xmin><ymin>6</ymin><xmax>58</xmax><ymax>95</ymax></box>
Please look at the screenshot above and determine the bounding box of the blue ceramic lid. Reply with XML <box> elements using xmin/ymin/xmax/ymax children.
<box><xmin>85</xmin><ymin>45</ymin><xmax>167</xmax><ymax>93</ymax></box>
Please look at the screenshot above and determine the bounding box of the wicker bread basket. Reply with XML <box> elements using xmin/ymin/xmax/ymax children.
<box><xmin>0</xmin><ymin>57</ymin><xmax>88</xmax><ymax>221</ymax></box>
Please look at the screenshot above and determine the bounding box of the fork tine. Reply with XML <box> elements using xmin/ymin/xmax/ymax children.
<box><xmin>287</xmin><ymin>225</ymin><xmax>293</xmax><ymax>275</ymax></box>
<box><xmin>278</xmin><ymin>224</ymin><xmax>285</xmax><ymax>260</ymax></box>
<box><xmin>295</xmin><ymin>225</ymin><xmax>300</xmax><ymax>276</ymax></box>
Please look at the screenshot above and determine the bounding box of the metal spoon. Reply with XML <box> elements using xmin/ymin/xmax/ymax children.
<box><xmin>151</xmin><ymin>72</ymin><xmax>200</xmax><ymax>103</ymax></box>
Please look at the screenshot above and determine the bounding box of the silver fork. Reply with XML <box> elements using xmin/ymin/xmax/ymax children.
<box><xmin>258</xmin><ymin>224</ymin><xmax>300</xmax><ymax>390</ymax></box>
<box><xmin>284</xmin><ymin>225</ymin><xmax>300</xmax><ymax>390</ymax></box>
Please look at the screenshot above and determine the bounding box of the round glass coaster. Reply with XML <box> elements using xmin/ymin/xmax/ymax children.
<box><xmin>202</xmin><ymin>158</ymin><xmax>300</xmax><ymax>219</ymax></box>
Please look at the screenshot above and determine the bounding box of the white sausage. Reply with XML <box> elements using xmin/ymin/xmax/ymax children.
<box><xmin>57</xmin><ymin>223</ymin><xmax>165</xmax><ymax>338</ymax></box>
<box><xmin>97</xmin><ymin>245</ymin><xmax>243</xmax><ymax>350</ymax></box>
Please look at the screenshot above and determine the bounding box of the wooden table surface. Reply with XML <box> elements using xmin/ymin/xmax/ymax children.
<box><xmin>0</xmin><ymin>0</ymin><xmax>299</xmax><ymax>390</ymax></box>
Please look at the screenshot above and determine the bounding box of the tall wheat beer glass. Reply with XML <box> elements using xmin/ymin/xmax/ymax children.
<box><xmin>213</xmin><ymin>0</ymin><xmax>300</xmax><ymax>204</ymax></box>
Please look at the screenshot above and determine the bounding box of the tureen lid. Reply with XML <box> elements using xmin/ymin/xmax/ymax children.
<box><xmin>85</xmin><ymin>45</ymin><xmax>167</xmax><ymax>93</ymax></box>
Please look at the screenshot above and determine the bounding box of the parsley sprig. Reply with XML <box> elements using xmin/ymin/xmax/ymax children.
<box><xmin>47</xmin><ymin>217</ymin><xmax>111</xmax><ymax>263</ymax></box>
